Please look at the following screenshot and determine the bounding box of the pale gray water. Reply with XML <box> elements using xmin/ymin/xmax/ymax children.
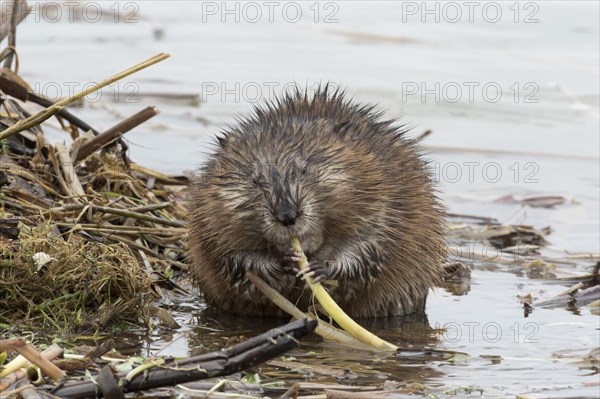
<box><xmin>11</xmin><ymin>1</ymin><xmax>600</xmax><ymax>397</ymax></box>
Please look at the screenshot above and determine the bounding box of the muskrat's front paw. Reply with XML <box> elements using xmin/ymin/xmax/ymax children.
<box><xmin>297</xmin><ymin>261</ymin><xmax>329</xmax><ymax>283</ymax></box>
<box><xmin>279</xmin><ymin>249</ymin><xmax>303</xmax><ymax>275</ymax></box>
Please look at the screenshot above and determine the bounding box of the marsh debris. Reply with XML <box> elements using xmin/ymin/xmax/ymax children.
<box><xmin>0</xmin><ymin>11</ymin><xmax>185</xmax><ymax>333</ymax></box>
<box><xmin>0</xmin><ymin>319</ymin><xmax>318</xmax><ymax>398</ymax></box>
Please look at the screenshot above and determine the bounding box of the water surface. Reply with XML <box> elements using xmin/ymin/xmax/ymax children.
<box><xmin>15</xmin><ymin>2</ymin><xmax>600</xmax><ymax>397</ymax></box>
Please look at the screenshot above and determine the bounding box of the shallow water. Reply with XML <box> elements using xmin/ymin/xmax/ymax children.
<box><xmin>15</xmin><ymin>1</ymin><xmax>600</xmax><ymax>397</ymax></box>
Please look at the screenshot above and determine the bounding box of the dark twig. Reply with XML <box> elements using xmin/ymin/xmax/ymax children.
<box><xmin>50</xmin><ymin>319</ymin><xmax>317</xmax><ymax>399</ymax></box>
<box><xmin>0</xmin><ymin>76</ymin><xmax>100</xmax><ymax>135</ymax></box>
<box><xmin>75</xmin><ymin>106</ymin><xmax>159</xmax><ymax>162</ymax></box>
<box><xmin>0</xmin><ymin>53</ymin><xmax>170</xmax><ymax>141</ymax></box>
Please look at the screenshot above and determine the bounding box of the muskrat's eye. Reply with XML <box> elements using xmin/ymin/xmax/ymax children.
<box><xmin>302</xmin><ymin>165</ymin><xmax>309</xmax><ymax>175</ymax></box>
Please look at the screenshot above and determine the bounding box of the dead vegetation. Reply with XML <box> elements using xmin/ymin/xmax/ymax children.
<box><xmin>0</xmin><ymin>1</ymin><xmax>187</xmax><ymax>333</ymax></box>
<box><xmin>1</xmin><ymin>221</ymin><xmax>153</xmax><ymax>331</ymax></box>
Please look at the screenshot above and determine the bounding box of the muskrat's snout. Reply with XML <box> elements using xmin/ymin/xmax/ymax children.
<box><xmin>274</xmin><ymin>200</ymin><xmax>299</xmax><ymax>226</ymax></box>
<box><xmin>267</xmin><ymin>163</ymin><xmax>307</xmax><ymax>228</ymax></box>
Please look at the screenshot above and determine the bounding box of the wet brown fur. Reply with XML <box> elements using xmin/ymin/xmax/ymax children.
<box><xmin>188</xmin><ymin>86</ymin><xmax>447</xmax><ymax>318</ymax></box>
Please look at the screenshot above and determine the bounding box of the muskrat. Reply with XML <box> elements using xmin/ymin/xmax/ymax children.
<box><xmin>188</xmin><ymin>86</ymin><xmax>446</xmax><ymax>318</ymax></box>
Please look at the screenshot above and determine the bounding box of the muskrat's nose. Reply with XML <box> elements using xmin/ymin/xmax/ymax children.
<box><xmin>275</xmin><ymin>207</ymin><xmax>298</xmax><ymax>226</ymax></box>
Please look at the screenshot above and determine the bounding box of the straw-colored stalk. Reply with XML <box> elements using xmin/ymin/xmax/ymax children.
<box><xmin>0</xmin><ymin>53</ymin><xmax>170</xmax><ymax>141</ymax></box>
<box><xmin>291</xmin><ymin>237</ymin><xmax>398</xmax><ymax>352</ymax></box>
<box><xmin>246</xmin><ymin>272</ymin><xmax>374</xmax><ymax>350</ymax></box>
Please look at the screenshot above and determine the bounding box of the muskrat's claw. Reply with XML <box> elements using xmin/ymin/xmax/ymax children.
<box><xmin>279</xmin><ymin>249</ymin><xmax>303</xmax><ymax>275</ymax></box>
<box><xmin>297</xmin><ymin>261</ymin><xmax>329</xmax><ymax>283</ymax></box>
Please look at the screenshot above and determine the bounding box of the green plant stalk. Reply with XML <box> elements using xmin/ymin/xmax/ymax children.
<box><xmin>291</xmin><ymin>237</ymin><xmax>398</xmax><ymax>352</ymax></box>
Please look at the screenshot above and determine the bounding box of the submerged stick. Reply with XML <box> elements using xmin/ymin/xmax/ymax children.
<box><xmin>291</xmin><ymin>238</ymin><xmax>398</xmax><ymax>352</ymax></box>
<box><xmin>0</xmin><ymin>53</ymin><xmax>170</xmax><ymax>141</ymax></box>
<box><xmin>50</xmin><ymin>319</ymin><xmax>317</xmax><ymax>399</ymax></box>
